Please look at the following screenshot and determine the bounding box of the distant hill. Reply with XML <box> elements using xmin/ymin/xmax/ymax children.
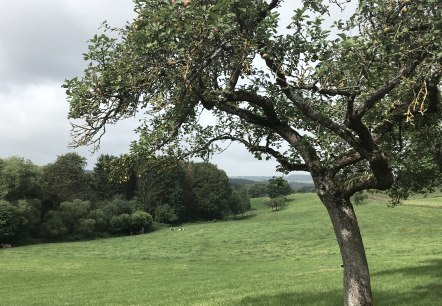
<box><xmin>229</xmin><ymin>178</ymin><xmax>257</xmax><ymax>186</ymax></box>
<box><xmin>286</xmin><ymin>173</ymin><xmax>313</xmax><ymax>183</ymax></box>
<box><xmin>231</xmin><ymin>173</ymin><xmax>313</xmax><ymax>183</ymax></box>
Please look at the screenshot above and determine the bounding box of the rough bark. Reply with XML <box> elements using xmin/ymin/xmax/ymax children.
<box><xmin>321</xmin><ymin>194</ymin><xmax>373</xmax><ymax>306</ymax></box>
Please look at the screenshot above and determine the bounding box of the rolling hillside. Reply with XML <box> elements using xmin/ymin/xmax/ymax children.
<box><xmin>0</xmin><ymin>193</ymin><xmax>441</xmax><ymax>305</ymax></box>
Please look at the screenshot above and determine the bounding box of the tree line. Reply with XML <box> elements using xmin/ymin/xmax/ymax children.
<box><xmin>0</xmin><ymin>153</ymin><xmax>251</xmax><ymax>245</ymax></box>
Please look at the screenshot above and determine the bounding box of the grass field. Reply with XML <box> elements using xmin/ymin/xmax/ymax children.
<box><xmin>1</xmin><ymin>193</ymin><xmax>441</xmax><ymax>305</ymax></box>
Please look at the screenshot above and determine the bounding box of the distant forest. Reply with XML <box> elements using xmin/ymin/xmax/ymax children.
<box><xmin>0</xmin><ymin>153</ymin><xmax>309</xmax><ymax>245</ymax></box>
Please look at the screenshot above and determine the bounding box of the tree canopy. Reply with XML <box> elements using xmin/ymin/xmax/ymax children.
<box><xmin>64</xmin><ymin>1</ymin><xmax>441</xmax><ymax>304</ymax></box>
<box><xmin>65</xmin><ymin>0</ymin><xmax>441</xmax><ymax>200</ymax></box>
<box><xmin>0</xmin><ymin>153</ymin><xmax>246</xmax><ymax>244</ymax></box>
<box><xmin>267</xmin><ymin>177</ymin><xmax>292</xmax><ymax>199</ymax></box>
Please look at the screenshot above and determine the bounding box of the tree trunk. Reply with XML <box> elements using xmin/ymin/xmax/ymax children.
<box><xmin>323</xmin><ymin>196</ymin><xmax>373</xmax><ymax>306</ymax></box>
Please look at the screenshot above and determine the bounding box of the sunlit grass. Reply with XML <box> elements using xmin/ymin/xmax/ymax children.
<box><xmin>1</xmin><ymin>193</ymin><xmax>441</xmax><ymax>305</ymax></box>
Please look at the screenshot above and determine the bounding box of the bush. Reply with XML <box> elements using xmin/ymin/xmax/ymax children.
<box><xmin>265</xmin><ymin>196</ymin><xmax>288</xmax><ymax>211</ymax></box>
<box><xmin>78</xmin><ymin>218</ymin><xmax>96</xmax><ymax>236</ymax></box>
<box><xmin>0</xmin><ymin>199</ymin><xmax>35</xmax><ymax>243</ymax></box>
<box><xmin>88</xmin><ymin>209</ymin><xmax>108</xmax><ymax>232</ymax></box>
<box><xmin>352</xmin><ymin>192</ymin><xmax>368</xmax><ymax>205</ymax></box>
<box><xmin>155</xmin><ymin>204</ymin><xmax>178</xmax><ymax>224</ymax></box>
<box><xmin>229</xmin><ymin>189</ymin><xmax>251</xmax><ymax>217</ymax></box>
<box><xmin>109</xmin><ymin>211</ymin><xmax>153</xmax><ymax>235</ymax></box>
<box><xmin>60</xmin><ymin>199</ymin><xmax>91</xmax><ymax>234</ymax></box>
<box><xmin>100</xmin><ymin>195</ymin><xmax>135</xmax><ymax>221</ymax></box>
<box><xmin>130</xmin><ymin>210</ymin><xmax>153</xmax><ymax>232</ymax></box>
<box><xmin>110</xmin><ymin>214</ymin><xmax>131</xmax><ymax>234</ymax></box>
<box><xmin>42</xmin><ymin>210</ymin><xmax>67</xmax><ymax>238</ymax></box>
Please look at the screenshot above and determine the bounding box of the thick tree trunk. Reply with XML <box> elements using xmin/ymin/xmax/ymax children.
<box><xmin>323</xmin><ymin>196</ymin><xmax>373</xmax><ymax>306</ymax></box>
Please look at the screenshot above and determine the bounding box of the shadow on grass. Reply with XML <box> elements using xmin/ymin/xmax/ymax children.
<box><xmin>238</xmin><ymin>290</ymin><xmax>342</xmax><ymax>306</ymax></box>
<box><xmin>373</xmin><ymin>259</ymin><xmax>442</xmax><ymax>305</ymax></box>
<box><xmin>231</xmin><ymin>213</ymin><xmax>257</xmax><ymax>221</ymax></box>
<box><xmin>237</xmin><ymin>260</ymin><xmax>442</xmax><ymax>306</ymax></box>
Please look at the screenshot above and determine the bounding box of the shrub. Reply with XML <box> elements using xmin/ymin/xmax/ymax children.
<box><xmin>0</xmin><ymin>199</ymin><xmax>35</xmax><ymax>243</ymax></box>
<box><xmin>155</xmin><ymin>204</ymin><xmax>178</xmax><ymax>224</ymax></box>
<box><xmin>130</xmin><ymin>210</ymin><xmax>153</xmax><ymax>232</ymax></box>
<box><xmin>42</xmin><ymin>210</ymin><xmax>67</xmax><ymax>238</ymax></box>
<box><xmin>78</xmin><ymin>218</ymin><xmax>96</xmax><ymax>236</ymax></box>
<box><xmin>110</xmin><ymin>214</ymin><xmax>131</xmax><ymax>234</ymax></box>
<box><xmin>265</xmin><ymin>196</ymin><xmax>288</xmax><ymax>211</ymax></box>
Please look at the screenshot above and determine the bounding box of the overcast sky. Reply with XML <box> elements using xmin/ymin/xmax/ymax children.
<box><xmin>0</xmin><ymin>0</ymin><xmax>307</xmax><ymax>176</ymax></box>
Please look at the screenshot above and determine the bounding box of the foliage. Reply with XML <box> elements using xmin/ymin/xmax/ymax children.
<box><xmin>40</xmin><ymin>153</ymin><xmax>89</xmax><ymax>208</ymax></box>
<box><xmin>130</xmin><ymin>210</ymin><xmax>153</xmax><ymax>232</ymax></box>
<box><xmin>352</xmin><ymin>191</ymin><xmax>368</xmax><ymax>205</ymax></box>
<box><xmin>63</xmin><ymin>1</ymin><xmax>442</xmax><ymax>302</ymax></box>
<box><xmin>59</xmin><ymin>199</ymin><xmax>91</xmax><ymax>234</ymax></box>
<box><xmin>93</xmin><ymin>155</ymin><xmax>128</xmax><ymax>200</ymax></box>
<box><xmin>229</xmin><ymin>188</ymin><xmax>252</xmax><ymax>216</ymax></box>
<box><xmin>110</xmin><ymin>213</ymin><xmax>131</xmax><ymax>234</ymax></box>
<box><xmin>41</xmin><ymin>210</ymin><xmax>67</xmax><ymax>238</ymax></box>
<box><xmin>77</xmin><ymin>218</ymin><xmax>97</xmax><ymax>236</ymax></box>
<box><xmin>88</xmin><ymin>209</ymin><xmax>108</xmax><ymax>233</ymax></box>
<box><xmin>0</xmin><ymin>156</ymin><xmax>41</xmax><ymax>202</ymax></box>
<box><xmin>189</xmin><ymin>162</ymin><xmax>232</xmax><ymax>220</ymax></box>
<box><xmin>267</xmin><ymin>177</ymin><xmax>293</xmax><ymax>199</ymax></box>
<box><xmin>0</xmin><ymin>200</ymin><xmax>33</xmax><ymax>243</ymax></box>
<box><xmin>0</xmin><ymin>152</ymin><xmax>245</xmax><ymax>242</ymax></box>
<box><xmin>64</xmin><ymin>0</ymin><xmax>442</xmax><ymax>203</ymax></box>
<box><xmin>154</xmin><ymin>203</ymin><xmax>179</xmax><ymax>223</ymax></box>
<box><xmin>264</xmin><ymin>195</ymin><xmax>288</xmax><ymax>211</ymax></box>
<box><xmin>247</xmin><ymin>181</ymin><xmax>269</xmax><ymax>198</ymax></box>
<box><xmin>135</xmin><ymin>156</ymin><xmax>187</xmax><ymax>219</ymax></box>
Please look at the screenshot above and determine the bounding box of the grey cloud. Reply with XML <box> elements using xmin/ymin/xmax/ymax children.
<box><xmin>0</xmin><ymin>0</ymin><xmax>285</xmax><ymax>176</ymax></box>
<box><xmin>0</xmin><ymin>0</ymin><xmax>134</xmax><ymax>87</ymax></box>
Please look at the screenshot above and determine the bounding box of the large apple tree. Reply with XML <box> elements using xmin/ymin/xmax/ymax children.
<box><xmin>64</xmin><ymin>0</ymin><xmax>442</xmax><ymax>305</ymax></box>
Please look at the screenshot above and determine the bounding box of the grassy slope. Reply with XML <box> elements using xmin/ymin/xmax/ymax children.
<box><xmin>0</xmin><ymin>193</ymin><xmax>441</xmax><ymax>305</ymax></box>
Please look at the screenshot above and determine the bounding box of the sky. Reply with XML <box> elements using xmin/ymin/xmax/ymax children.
<box><xmin>0</xmin><ymin>0</ymin><xmax>315</xmax><ymax>176</ymax></box>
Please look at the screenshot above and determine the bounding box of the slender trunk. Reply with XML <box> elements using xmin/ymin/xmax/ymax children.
<box><xmin>323</xmin><ymin>196</ymin><xmax>373</xmax><ymax>306</ymax></box>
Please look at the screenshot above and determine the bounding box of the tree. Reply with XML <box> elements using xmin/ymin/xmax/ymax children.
<box><xmin>93</xmin><ymin>154</ymin><xmax>138</xmax><ymax>201</ymax></box>
<box><xmin>264</xmin><ymin>195</ymin><xmax>287</xmax><ymax>211</ymax></box>
<box><xmin>88</xmin><ymin>209</ymin><xmax>108</xmax><ymax>233</ymax></box>
<box><xmin>135</xmin><ymin>157</ymin><xmax>188</xmax><ymax>220</ymax></box>
<box><xmin>0</xmin><ymin>200</ymin><xmax>34</xmax><ymax>244</ymax></box>
<box><xmin>229</xmin><ymin>188</ymin><xmax>252</xmax><ymax>217</ymax></box>
<box><xmin>267</xmin><ymin>177</ymin><xmax>293</xmax><ymax>199</ymax></box>
<box><xmin>92</xmin><ymin>155</ymin><xmax>120</xmax><ymax>201</ymax></box>
<box><xmin>155</xmin><ymin>204</ymin><xmax>179</xmax><ymax>223</ymax></box>
<box><xmin>130</xmin><ymin>210</ymin><xmax>153</xmax><ymax>233</ymax></box>
<box><xmin>247</xmin><ymin>181</ymin><xmax>269</xmax><ymax>198</ymax></box>
<box><xmin>188</xmin><ymin>162</ymin><xmax>232</xmax><ymax>220</ymax></box>
<box><xmin>59</xmin><ymin>199</ymin><xmax>91</xmax><ymax>234</ymax></box>
<box><xmin>40</xmin><ymin>153</ymin><xmax>89</xmax><ymax>210</ymax></box>
<box><xmin>99</xmin><ymin>195</ymin><xmax>135</xmax><ymax>222</ymax></box>
<box><xmin>65</xmin><ymin>1</ymin><xmax>442</xmax><ymax>304</ymax></box>
<box><xmin>41</xmin><ymin>210</ymin><xmax>67</xmax><ymax>239</ymax></box>
<box><xmin>0</xmin><ymin>156</ymin><xmax>41</xmax><ymax>202</ymax></box>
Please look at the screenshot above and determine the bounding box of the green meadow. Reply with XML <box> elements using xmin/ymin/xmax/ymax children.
<box><xmin>1</xmin><ymin>193</ymin><xmax>441</xmax><ymax>305</ymax></box>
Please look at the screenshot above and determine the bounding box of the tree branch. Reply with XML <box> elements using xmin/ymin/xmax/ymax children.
<box><xmin>258</xmin><ymin>0</ymin><xmax>282</xmax><ymax>22</ymax></box>
<box><xmin>331</xmin><ymin>150</ymin><xmax>363</xmax><ymax>176</ymax></box>
<box><xmin>223</xmin><ymin>90</ymin><xmax>279</xmax><ymax>122</ymax></box>
<box><xmin>216</xmin><ymin>100</ymin><xmax>273</xmax><ymax>127</ymax></box>
<box><xmin>353</xmin><ymin>54</ymin><xmax>425</xmax><ymax>119</ymax></box>
<box><xmin>342</xmin><ymin>152</ymin><xmax>394</xmax><ymax>198</ymax></box>
<box><xmin>292</xmin><ymin>84</ymin><xmax>359</xmax><ymax>97</ymax></box>
<box><xmin>195</xmin><ymin>134</ymin><xmax>309</xmax><ymax>172</ymax></box>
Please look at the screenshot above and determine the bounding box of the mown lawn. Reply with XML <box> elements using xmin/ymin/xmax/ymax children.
<box><xmin>1</xmin><ymin>193</ymin><xmax>441</xmax><ymax>305</ymax></box>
